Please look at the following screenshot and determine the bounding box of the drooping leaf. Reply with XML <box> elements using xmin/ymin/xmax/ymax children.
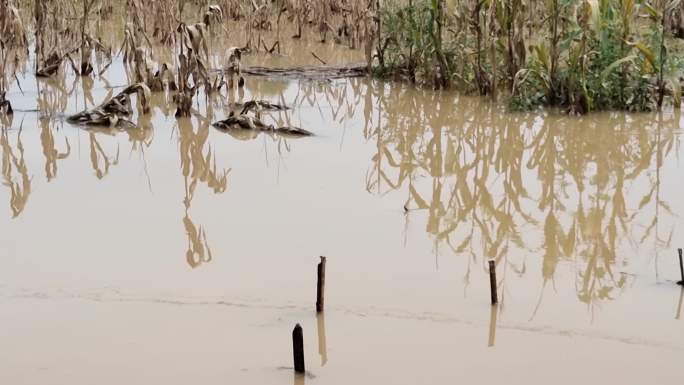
<box><xmin>600</xmin><ymin>55</ymin><xmax>637</xmax><ymax>82</ymax></box>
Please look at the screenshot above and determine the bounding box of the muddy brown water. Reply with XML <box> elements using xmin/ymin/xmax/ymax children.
<box><xmin>1</xmin><ymin>28</ymin><xmax>684</xmax><ymax>385</ymax></box>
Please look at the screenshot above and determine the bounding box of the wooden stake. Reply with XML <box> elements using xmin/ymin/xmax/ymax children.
<box><xmin>316</xmin><ymin>256</ymin><xmax>327</xmax><ymax>312</ymax></box>
<box><xmin>678</xmin><ymin>248</ymin><xmax>683</xmax><ymax>285</ymax></box>
<box><xmin>489</xmin><ymin>260</ymin><xmax>498</xmax><ymax>304</ymax></box>
<box><xmin>292</xmin><ymin>324</ymin><xmax>305</xmax><ymax>373</ymax></box>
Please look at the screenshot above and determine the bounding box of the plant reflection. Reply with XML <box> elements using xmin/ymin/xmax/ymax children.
<box><xmin>178</xmin><ymin>115</ymin><xmax>229</xmax><ymax>269</ymax></box>
<box><xmin>364</xmin><ymin>79</ymin><xmax>679</xmax><ymax>310</ymax></box>
<box><xmin>87</xmin><ymin>131</ymin><xmax>119</xmax><ymax>179</ymax></box>
<box><xmin>1</xmin><ymin>123</ymin><xmax>31</xmax><ymax>218</ymax></box>
<box><xmin>1</xmin><ymin>60</ymin><xmax>679</xmax><ymax>304</ymax></box>
<box><xmin>39</xmin><ymin>118</ymin><xmax>70</xmax><ymax>182</ymax></box>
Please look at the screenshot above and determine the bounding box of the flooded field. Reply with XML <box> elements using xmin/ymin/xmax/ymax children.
<box><xmin>2</xmin><ymin>16</ymin><xmax>684</xmax><ymax>385</ymax></box>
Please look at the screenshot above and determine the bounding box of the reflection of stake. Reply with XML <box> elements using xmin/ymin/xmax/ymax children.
<box><xmin>316</xmin><ymin>256</ymin><xmax>327</xmax><ymax>312</ymax></box>
<box><xmin>293</xmin><ymin>371</ymin><xmax>305</xmax><ymax>385</ymax></box>
<box><xmin>292</xmin><ymin>324</ymin><xmax>305</xmax><ymax>373</ymax></box>
<box><xmin>488</xmin><ymin>304</ymin><xmax>498</xmax><ymax>347</ymax></box>
<box><xmin>678</xmin><ymin>249</ymin><xmax>683</xmax><ymax>285</ymax></box>
<box><xmin>489</xmin><ymin>260</ymin><xmax>498</xmax><ymax>305</ymax></box>
<box><xmin>317</xmin><ymin>313</ymin><xmax>328</xmax><ymax>366</ymax></box>
<box><xmin>676</xmin><ymin>288</ymin><xmax>683</xmax><ymax>320</ymax></box>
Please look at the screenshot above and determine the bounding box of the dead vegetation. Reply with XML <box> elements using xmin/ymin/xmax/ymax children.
<box><xmin>1</xmin><ymin>0</ymin><xmax>379</xmax><ymax>122</ymax></box>
<box><xmin>16</xmin><ymin>0</ymin><xmax>684</xmax><ymax>117</ymax></box>
<box><xmin>67</xmin><ymin>83</ymin><xmax>151</xmax><ymax>126</ymax></box>
<box><xmin>1</xmin><ymin>0</ymin><xmax>30</xmax><ymax>117</ymax></box>
<box><xmin>5</xmin><ymin>0</ymin><xmax>680</xmax><ymax>125</ymax></box>
<box><xmin>213</xmin><ymin>99</ymin><xmax>313</xmax><ymax>137</ymax></box>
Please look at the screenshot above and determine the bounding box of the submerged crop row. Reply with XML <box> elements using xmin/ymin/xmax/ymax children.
<box><xmin>0</xmin><ymin>0</ymin><xmax>380</xmax><ymax>123</ymax></box>
<box><xmin>378</xmin><ymin>0</ymin><xmax>684</xmax><ymax>113</ymax></box>
<box><xmin>1</xmin><ymin>0</ymin><xmax>683</xmax><ymax>118</ymax></box>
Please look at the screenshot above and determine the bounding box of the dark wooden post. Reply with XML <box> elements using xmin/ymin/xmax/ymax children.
<box><xmin>489</xmin><ymin>260</ymin><xmax>498</xmax><ymax>304</ymax></box>
<box><xmin>316</xmin><ymin>256</ymin><xmax>327</xmax><ymax>312</ymax></box>
<box><xmin>292</xmin><ymin>324</ymin><xmax>305</xmax><ymax>373</ymax></box>
<box><xmin>678</xmin><ymin>248</ymin><xmax>683</xmax><ymax>285</ymax></box>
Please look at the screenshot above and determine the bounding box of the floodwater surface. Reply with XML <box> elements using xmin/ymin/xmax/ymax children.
<box><xmin>1</xmin><ymin>30</ymin><xmax>684</xmax><ymax>385</ymax></box>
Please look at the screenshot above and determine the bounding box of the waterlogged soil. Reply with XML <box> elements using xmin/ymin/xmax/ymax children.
<box><xmin>2</xmin><ymin>29</ymin><xmax>684</xmax><ymax>385</ymax></box>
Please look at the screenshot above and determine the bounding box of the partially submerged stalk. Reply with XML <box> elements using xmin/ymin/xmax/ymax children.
<box><xmin>67</xmin><ymin>83</ymin><xmax>151</xmax><ymax>126</ymax></box>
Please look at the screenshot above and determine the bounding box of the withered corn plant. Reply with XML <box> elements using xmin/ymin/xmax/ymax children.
<box><xmin>174</xmin><ymin>13</ymin><xmax>212</xmax><ymax>117</ymax></box>
<box><xmin>0</xmin><ymin>0</ymin><xmax>30</xmax><ymax>116</ymax></box>
<box><xmin>0</xmin><ymin>42</ymin><xmax>13</xmax><ymax>116</ymax></box>
<box><xmin>0</xmin><ymin>0</ymin><xmax>27</xmax><ymax>51</ymax></box>
<box><xmin>77</xmin><ymin>0</ymin><xmax>101</xmax><ymax>75</ymax></box>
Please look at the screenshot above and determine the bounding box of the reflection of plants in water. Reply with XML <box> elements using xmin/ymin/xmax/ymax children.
<box><xmin>39</xmin><ymin>118</ymin><xmax>70</xmax><ymax>182</ymax></box>
<box><xmin>36</xmin><ymin>72</ymin><xmax>73</xmax><ymax>119</ymax></box>
<box><xmin>88</xmin><ymin>132</ymin><xmax>119</xmax><ymax>179</ymax></box>
<box><xmin>364</xmin><ymin>80</ymin><xmax>679</xmax><ymax>308</ymax></box>
<box><xmin>178</xmin><ymin>115</ymin><xmax>230</xmax><ymax>269</ymax></box>
<box><xmin>527</xmin><ymin>116</ymin><xmax>640</xmax><ymax>311</ymax></box>
<box><xmin>633</xmin><ymin>112</ymin><xmax>679</xmax><ymax>282</ymax></box>
<box><xmin>183</xmin><ymin>212</ymin><xmax>213</xmax><ymax>268</ymax></box>
<box><xmin>291</xmin><ymin>79</ymin><xmax>362</xmax><ymax>126</ymax></box>
<box><xmin>1</xmin><ymin>125</ymin><xmax>31</xmax><ymax>218</ymax></box>
<box><xmin>81</xmin><ymin>118</ymin><xmax>152</xmax><ymax>185</ymax></box>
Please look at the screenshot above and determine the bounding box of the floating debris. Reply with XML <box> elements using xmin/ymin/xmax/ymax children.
<box><xmin>234</xmin><ymin>64</ymin><xmax>368</xmax><ymax>80</ymax></box>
